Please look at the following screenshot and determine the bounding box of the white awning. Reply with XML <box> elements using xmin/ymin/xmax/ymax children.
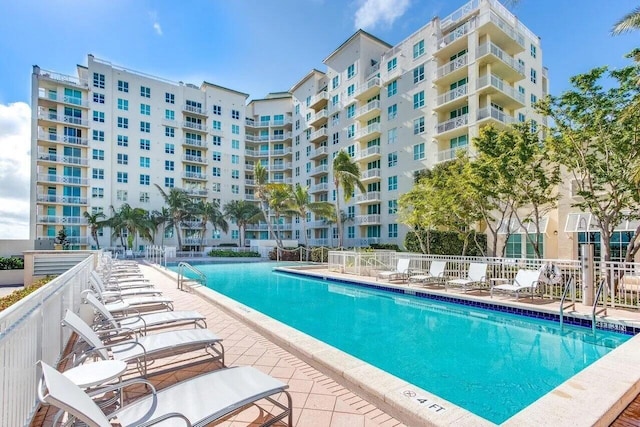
<box><xmin>564</xmin><ymin>212</ymin><xmax>639</xmax><ymax>233</ymax></box>
<box><xmin>497</xmin><ymin>217</ymin><xmax>548</xmax><ymax>235</ymax></box>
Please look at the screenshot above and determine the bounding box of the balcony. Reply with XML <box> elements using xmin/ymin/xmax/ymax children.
<box><xmin>182</xmin><ymin>155</ymin><xmax>207</xmax><ymax>164</ymax></box>
<box><xmin>309</xmin><ymin>91</ymin><xmax>329</xmax><ymax>110</ymax></box>
<box><xmin>477</xmin><ymin>10</ymin><xmax>525</xmax><ymax>54</ymax></box>
<box><xmin>436</xmin><ymin>20</ymin><xmax>474</xmax><ymax>58</ymax></box>
<box><xmin>182</xmin><ymin>220</ymin><xmax>203</xmax><ymax>229</ymax></box>
<box><xmin>182</xmin><ymin>121</ymin><xmax>206</xmax><ymax>132</ymax></box>
<box><xmin>309</xmin><ymin>238</ymin><xmax>330</xmax><ymax>246</ymax></box>
<box><xmin>183</xmin><ymin>237</ymin><xmax>208</xmax><ymax>246</ymax></box>
<box><xmin>182</xmin><ymin>171</ymin><xmax>207</xmax><ymax>180</ymax></box>
<box><xmin>182</xmin><ymin>138</ymin><xmax>206</xmax><ymax>148</ymax></box>
<box><xmin>434</xmin><ymin>53</ymin><xmax>469</xmax><ymax>85</ymax></box>
<box><xmin>271</xmin><ymin>148</ymin><xmax>292</xmax><ymax>156</ymax></box>
<box><xmin>36</xmin><ymin>194</ymin><xmax>87</xmax><ymax>204</ymax></box>
<box><xmin>270</xmin><ymin>162</ymin><xmax>292</xmax><ymax>171</ymax></box>
<box><xmin>434</xmin><ymin>85</ymin><xmax>468</xmax><ymax>111</ymax></box>
<box><xmin>244</xmin><ymin>164</ymin><xmax>255</xmax><ymax>171</ymax></box>
<box><xmin>182</xmin><ymin>104</ymin><xmax>207</xmax><ymax>116</ymax></box>
<box><xmin>354</xmin><ymin>145</ymin><xmax>381</xmax><ymax>161</ymax></box>
<box><xmin>476</xmin><ymin>74</ymin><xmax>525</xmax><ymax>109</ymax></box>
<box><xmin>354</xmin><ymin>77</ymin><xmax>381</xmax><ymax>100</ymax></box>
<box><xmin>354</xmin><ymin>123</ymin><xmax>381</xmax><ymax>141</ymax></box>
<box><xmin>310</xmin><ymin>128</ymin><xmax>328</xmax><ymax>143</ymax></box>
<box><xmin>309</xmin><ymin>110</ymin><xmax>329</xmax><ymax>128</ymax></box>
<box><xmin>355</xmin><ymin>192</ymin><xmax>381</xmax><ymax>204</ymax></box>
<box><xmin>38</xmin><ymin>92</ymin><xmax>89</xmax><ymax>108</ymax></box>
<box><xmin>245</xmin><ymin>179</ymin><xmax>256</xmax><ymax>186</ymax></box>
<box><xmin>37</xmin><ymin>174</ymin><xmax>88</xmax><ymax>186</ymax></box>
<box><xmin>361</xmin><ymin>168</ymin><xmax>381</xmax><ymax>182</ymax></box>
<box><xmin>246</xmin><ymin>134</ymin><xmax>270</xmax><ymax>143</ymax></box>
<box><xmin>36</xmin><ymin>216</ymin><xmax>88</xmax><ymax>225</ymax></box>
<box><xmin>244</xmin><ymin>194</ymin><xmax>255</xmax><ymax>201</ymax></box>
<box><xmin>310</xmin><ymin>183</ymin><xmax>329</xmax><ymax>193</ymax></box>
<box><xmin>476</xmin><ymin>42</ymin><xmax>525</xmax><ymax>82</ymax></box>
<box><xmin>270</xmin><ymin>177</ymin><xmax>293</xmax><ymax>184</ymax></box>
<box><xmin>439</xmin><ymin>0</ymin><xmax>479</xmax><ymax>30</ymax></box>
<box><xmin>37</xmin><ymin>109</ymin><xmax>89</xmax><ymax>127</ymax></box>
<box><xmin>37</xmin><ymin>131</ymin><xmax>89</xmax><ymax>147</ymax></box>
<box><xmin>309</xmin><ymin>146</ymin><xmax>328</xmax><ymax>160</ymax></box>
<box><xmin>37</xmin><ymin>150</ymin><xmax>88</xmax><ymax>166</ymax></box>
<box><xmin>436</xmin><ymin>145</ymin><xmax>471</xmax><ymax>164</ymax></box>
<box><xmin>309</xmin><ymin>164</ymin><xmax>329</xmax><ymax>176</ymax></box>
<box><xmin>354</xmin><ymin>100</ymin><xmax>381</xmax><ymax>122</ymax></box>
<box><xmin>185</xmin><ymin>188</ymin><xmax>208</xmax><ymax>197</ymax></box>
<box><xmin>477</xmin><ymin>106</ymin><xmax>516</xmax><ymax>127</ymax></box>
<box><xmin>354</xmin><ymin>214</ymin><xmax>381</xmax><ymax>225</ymax></box>
<box><xmin>435</xmin><ymin>114</ymin><xmax>469</xmax><ymax>137</ymax></box>
<box><xmin>271</xmin><ymin>132</ymin><xmax>292</xmax><ymax>142</ymax></box>
<box><xmin>246</xmin><ymin>117</ymin><xmax>292</xmax><ymax>128</ymax></box>
<box><xmin>37</xmin><ymin>69</ymin><xmax>88</xmax><ymax>88</ymax></box>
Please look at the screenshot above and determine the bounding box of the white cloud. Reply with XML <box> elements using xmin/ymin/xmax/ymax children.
<box><xmin>0</xmin><ymin>102</ymin><xmax>31</xmax><ymax>239</ymax></box>
<box><xmin>149</xmin><ymin>11</ymin><xmax>162</xmax><ymax>36</ymax></box>
<box><xmin>153</xmin><ymin>22</ymin><xmax>163</xmax><ymax>36</ymax></box>
<box><xmin>354</xmin><ymin>0</ymin><xmax>411</xmax><ymax>30</ymax></box>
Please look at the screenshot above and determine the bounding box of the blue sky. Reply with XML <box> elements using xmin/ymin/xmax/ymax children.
<box><xmin>0</xmin><ymin>0</ymin><xmax>638</xmax><ymax>239</ymax></box>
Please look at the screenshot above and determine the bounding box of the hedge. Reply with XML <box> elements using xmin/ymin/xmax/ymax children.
<box><xmin>0</xmin><ymin>257</ymin><xmax>24</xmax><ymax>270</ymax></box>
<box><xmin>404</xmin><ymin>230</ymin><xmax>487</xmax><ymax>256</ymax></box>
<box><xmin>0</xmin><ymin>276</ymin><xmax>55</xmax><ymax>312</ymax></box>
<box><xmin>206</xmin><ymin>249</ymin><xmax>260</xmax><ymax>258</ymax></box>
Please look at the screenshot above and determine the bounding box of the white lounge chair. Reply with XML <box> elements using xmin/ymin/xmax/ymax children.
<box><xmin>409</xmin><ymin>260</ymin><xmax>447</xmax><ymax>286</ymax></box>
<box><xmin>491</xmin><ymin>269</ymin><xmax>541</xmax><ymax>299</ymax></box>
<box><xmin>38</xmin><ymin>361</ymin><xmax>292</xmax><ymax>427</ymax></box>
<box><xmin>92</xmin><ymin>271</ymin><xmax>153</xmax><ymax>290</ymax></box>
<box><xmin>62</xmin><ymin>310</ymin><xmax>224</xmax><ymax>375</ymax></box>
<box><xmin>446</xmin><ymin>262</ymin><xmax>488</xmax><ymax>292</ymax></box>
<box><xmin>85</xmin><ymin>293</ymin><xmax>207</xmax><ymax>337</ymax></box>
<box><xmin>377</xmin><ymin>258</ymin><xmax>411</xmax><ymax>282</ymax></box>
<box><xmin>89</xmin><ymin>273</ymin><xmax>162</xmax><ymax>299</ymax></box>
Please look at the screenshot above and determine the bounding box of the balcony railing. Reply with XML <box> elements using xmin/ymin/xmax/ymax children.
<box><xmin>245</xmin><ymin>179</ymin><xmax>255</xmax><ymax>186</ymax></box>
<box><xmin>311</xmin><ymin>164</ymin><xmax>329</xmax><ymax>175</ymax></box>
<box><xmin>355</xmin><ymin>192</ymin><xmax>381</xmax><ymax>203</ymax></box>
<box><xmin>440</xmin><ymin>0</ymin><xmax>479</xmax><ymax>29</ymax></box>
<box><xmin>246</xmin><ymin>134</ymin><xmax>270</xmax><ymax>143</ymax></box>
<box><xmin>478</xmin><ymin>106</ymin><xmax>515</xmax><ymax>125</ymax></box>
<box><xmin>354</xmin><ymin>77</ymin><xmax>381</xmax><ymax>98</ymax></box>
<box><xmin>183</xmin><ymin>104</ymin><xmax>206</xmax><ymax>115</ymax></box>
<box><xmin>435</xmin><ymin>53</ymin><xmax>469</xmax><ymax>80</ymax></box>
<box><xmin>354</xmin><ymin>214</ymin><xmax>381</xmax><ymax>225</ymax></box>
<box><xmin>354</xmin><ymin>123</ymin><xmax>381</xmax><ymax>140</ymax></box>
<box><xmin>309</xmin><ymin>91</ymin><xmax>329</xmax><ymax>108</ymax></box>
<box><xmin>436</xmin><ymin>85</ymin><xmax>468</xmax><ymax>106</ymax></box>
<box><xmin>182</xmin><ymin>155</ymin><xmax>207</xmax><ymax>164</ymax></box>
<box><xmin>310</xmin><ymin>183</ymin><xmax>329</xmax><ymax>193</ymax></box>
<box><xmin>437</xmin><ymin>20</ymin><xmax>474</xmax><ymax>50</ymax></box>
<box><xmin>311</xmin><ymin>147</ymin><xmax>328</xmax><ymax>158</ymax></box>
<box><xmin>38</xmin><ymin>68</ymin><xmax>89</xmax><ymax>87</ymax></box>
<box><xmin>477</xmin><ymin>42</ymin><xmax>525</xmax><ymax>75</ymax></box>
<box><xmin>183</xmin><ymin>121</ymin><xmax>205</xmax><ymax>131</ymax></box>
<box><xmin>309</xmin><ymin>238</ymin><xmax>330</xmax><ymax>246</ymax></box>
<box><xmin>271</xmin><ymin>132</ymin><xmax>292</xmax><ymax>141</ymax></box>
<box><xmin>354</xmin><ymin>145</ymin><xmax>381</xmax><ymax>160</ymax></box>
<box><xmin>37</xmin><ymin>150</ymin><xmax>88</xmax><ymax>166</ymax></box>
<box><xmin>270</xmin><ymin>162</ymin><xmax>292</xmax><ymax>171</ymax></box>
<box><xmin>37</xmin><ymin>109</ymin><xmax>89</xmax><ymax>127</ymax></box>
<box><xmin>182</xmin><ymin>138</ymin><xmax>205</xmax><ymax>147</ymax></box>
<box><xmin>37</xmin><ymin>174</ymin><xmax>88</xmax><ymax>185</ymax></box>
<box><xmin>437</xmin><ymin>145</ymin><xmax>471</xmax><ymax>163</ymax></box>
<box><xmin>182</xmin><ymin>171</ymin><xmax>206</xmax><ymax>180</ymax></box>
<box><xmin>478</xmin><ymin>10</ymin><xmax>525</xmax><ymax>48</ymax></box>
<box><xmin>436</xmin><ymin>114</ymin><xmax>469</xmax><ymax>134</ymax></box>
<box><xmin>40</xmin><ymin>93</ymin><xmax>88</xmax><ymax>107</ymax></box>
<box><xmin>185</xmin><ymin>188</ymin><xmax>208</xmax><ymax>196</ymax></box>
<box><xmin>36</xmin><ymin>194</ymin><xmax>87</xmax><ymax>204</ymax></box>
<box><xmin>361</xmin><ymin>168</ymin><xmax>381</xmax><ymax>180</ymax></box>
<box><xmin>36</xmin><ymin>215</ymin><xmax>88</xmax><ymax>225</ymax></box>
<box><xmin>355</xmin><ymin>100</ymin><xmax>381</xmax><ymax>118</ymax></box>
<box><xmin>477</xmin><ymin>74</ymin><xmax>525</xmax><ymax>104</ymax></box>
<box><xmin>310</xmin><ymin>128</ymin><xmax>328</xmax><ymax>142</ymax></box>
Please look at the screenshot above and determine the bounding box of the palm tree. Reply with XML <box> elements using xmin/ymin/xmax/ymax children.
<box><xmin>265</xmin><ymin>183</ymin><xmax>292</xmax><ymax>249</ymax></box>
<box><xmin>332</xmin><ymin>150</ymin><xmax>365</xmax><ymax>247</ymax></box>
<box><xmin>195</xmin><ymin>200</ymin><xmax>229</xmax><ymax>249</ymax></box>
<box><xmin>223</xmin><ymin>200</ymin><xmax>261</xmax><ymax>247</ymax></box>
<box><xmin>149</xmin><ymin>207</ymin><xmax>170</xmax><ymax>246</ymax></box>
<box><xmin>612</xmin><ymin>6</ymin><xmax>640</xmax><ymax>35</ymax></box>
<box><xmin>106</xmin><ymin>204</ymin><xmax>153</xmax><ymax>250</ymax></box>
<box><xmin>253</xmin><ymin>162</ymin><xmax>282</xmax><ymax>248</ymax></box>
<box><xmin>83</xmin><ymin>211</ymin><xmax>105</xmax><ymax>249</ymax></box>
<box><xmin>154</xmin><ymin>185</ymin><xmax>191</xmax><ymax>249</ymax></box>
<box><xmin>284</xmin><ymin>184</ymin><xmax>334</xmax><ymax>260</ymax></box>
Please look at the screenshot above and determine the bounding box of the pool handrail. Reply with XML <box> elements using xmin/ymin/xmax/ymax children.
<box><xmin>177</xmin><ymin>262</ymin><xmax>206</xmax><ymax>291</ymax></box>
<box><xmin>559</xmin><ymin>276</ymin><xmax>575</xmax><ymax>330</ymax></box>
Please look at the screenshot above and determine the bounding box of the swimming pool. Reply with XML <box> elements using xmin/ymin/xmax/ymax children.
<box><xmin>172</xmin><ymin>262</ymin><xmax>630</xmax><ymax>424</ymax></box>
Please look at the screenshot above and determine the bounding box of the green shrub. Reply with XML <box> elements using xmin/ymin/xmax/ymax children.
<box><xmin>0</xmin><ymin>257</ymin><xmax>24</xmax><ymax>270</ymax></box>
<box><xmin>0</xmin><ymin>276</ymin><xmax>55</xmax><ymax>312</ymax></box>
<box><xmin>268</xmin><ymin>247</ymin><xmax>301</xmax><ymax>261</ymax></box>
<box><xmin>218</xmin><ymin>243</ymin><xmax>239</xmax><ymax>248</ymax></box>
<box><xmin>369</xmin><ymin>243</ymin><xmax>401</xmax><ymax>251</ymax></box>
<box><xmin>404</xmin><ymin>230</ymin><xmax>487</xmax><ymax>256</ymax></box>
<box><xmin>310</xmin><ymin>247</ymin><xmax>331</xmax><ymax>263</ymax></box>
<box><xmin>207</xmin><ymin>249</ymin><xmax>260</xmax><ymax>258</ymax></box>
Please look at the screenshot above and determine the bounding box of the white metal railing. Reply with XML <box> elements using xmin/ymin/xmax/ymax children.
<box><xmin>436</xmin><ymin>54</ymin><xmax>469</xmax><ymax>80</ymax></box>
<box><xmin>182</xmin><ymin>138</ymin><xmax>205</xmax><ymax>147</ymax></box>
<box><xmin>177</xmin><ymin>261</ymin><xmax>206</xmax><ymax>291</ymax></box>
<box><xmin>477</xmin><ymin>74</ymin><xmax>525</xmax><ymax>104</ymax></box>
<box><xmin>603</xmin><ymin>261</ymin><xmax>640</xmax><ymax>309</ymax></box>
<box><xmin>354</xmin><ymin>77</ymin><xmax>381</xmax><ymax>97</ymax></box>
<box><xmin>183</xmin><ymin>104</ymin><xmax>206</xmax><ymax>115</ymax></box>
<box><xmin>437</xmin><ymin>19</ymin><xmax>474</xmax><ymax>50</ymax></box>
<box><xmin>245</xmin><ymin>134</ymin><xmax>270</xmax><ymax>143</ymax></box>
<box><xmin>361</xmin><ymin>168</ymin><xmax>381</xmax><ymax>180</ymax></box>
<box><xmin>355</xmin><ymin>123</ymin><xmax>381</xmax><ymax>140</ymax></box>
<box><xmin>182</xmin><ymin>171</ymin><xmax>206</xmax><ymax>180</ymax></box>
<box><xmin>311</xmin><ymin>147</ymin><xmax>328</xmax><ymax>158</ymax></box>
<box><xmin>36</xmin><ymin>194</ymin><xmax>87</xmax><ymax>204</ymax></box>
<box><xmin>477</xmin><ymin>42</ymin><xmax>525</xmax><ymax>75</ymax></box>
<box><xmin>436</xmin><ymin>114</ymin><xmax>469</xmax><ymax>134</ymax></box>
<box><xmin>309</xmin><ymin>91</ymin><xmax>329</xmax><ymax>107</ymax></box>
<box><xmin>355</xmin><ymin>192</ymin><xmax>381</xmax><ymax>203</ymax></box>
<box><xmin>436</xmin><ymin>85</ymin><xmax>468</xmax><ymax>106</ymax></box>
<box><xmin>478</xmin><ymin>106</ymin><xmax>515</xmax><ymax>125</ymax></box>
<box><xmin>478</xmin><ymin>10</ymin><xmax>525</xmax><ymax>48</ymax></box>
<box><xmin>0</xmin><ymin>253</ymin><xmax>96</xmax><ymax>425</ymax></box>
<box><xmin>311</xmin><ymin>183</ymin><xmax>329</xmax><ymax>193</ymax></box>
<box><xmin>355</xmin><ymin>145</ymin><xmax>381</xmax><ymax>159</ymax></box>
<box><xmin>185</xmin><ymin>188</ymin><xmax>208</xmax><ymax>196</ymax></box>
<box><xmin>183</xmin><ymin>154</ymin><xmax>206</xmax><ymax>163</ymax></box>
<box><xmin>146</xmin><ymin>245</ymin><xmax>167</xmax><ymax>266</ymax></box>
<box><xmin>40</xmin><ymin>92</ymin><xmax>88</xmax><ymax>107</ymax></box>
<box><xmin>354</xmin><ymin>214</ymin><xmax>381</xmax><ymax>224</ymax></box>
<box><xmin>437</xmin><ymin>145</ymin><xmax>470</xmax><ymax>163</ymax></box>
<box><xmin>355</xmin><ymin>100</ymin><xmax>381</xmax><ymax>118</ymax></box>
<box><xmin>36</xmin><ymin>215</ymin><xmax>89</xmax><ymax>224</ymax></box>
<box><xmin>183</xmin><ymin>121</ymin><xmax>205</xmax><ymax>131</ymax></box>
<box><xmin>36</xmin><ymin>174</ymin><xmax>88</xmax><ymax>185</ymax></box>
<box><xmin>310</xmin><ymin>110</ymin><xmax>328</xmax><ymax>123</ymax></box>
<box><xmin>37</xmin><ymin>150</ymin><xmax>88</xmax><ymax>165</ymax></box>
<box><xmin>311</xmin><ymin>164</ymin><xmax>329</xmax><ymax>175</ymax></box>
<box><xmin>310</xmin><ymin>128</ymin><xmax>328</xmax><ymax>141</ymax></box>
<box><xmin>440</xmin><ymin>0</ymin><xmax>479</xmax><ymax>29</ymax></box>
<box><xmin>38</xmin><ymin>68</ymin><xmax>89</xmax><ymax>87</ymax></box>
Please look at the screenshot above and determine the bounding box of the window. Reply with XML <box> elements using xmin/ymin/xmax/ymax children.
<box><xmin>140</xmin><ymin>192</ymin><xmax>149</xmax><ymax>203</ymax></box>
<box><xmin>117</xmin><ymin>135</ymin><xmax>128</xmax><ymax>146</ymax></box>
<box><xmin>212</xmin><ymin>120</ymin><xmax>221</xmax><ymax>130</ymax></box>
<box><xmin>118</xmin><ymin>80</ymin><xmax>129</xmax><ymax>93</ymax></box>
<box><xmin>531</xmin><ymin>119</ymin><xmax>538</xmax><ymax>133</ymax></box>
<box><xmin>413</xmin><ymin>142</ymin><xmax>425</xmax><ymax>160</ymax></box>
<box><xmin>331</xmin><ymin>94</ymin><xmax>339</xmax><ymax>106</ymax></box>
<box><xmin>212</xmin><ymin>135</ymin><xmax>221</xmax><ymax>146</ymax></box>
<box><xmin>413</xmin><ymin>40</ymin><xmax>425</xmax><ymax>58</ymax></box>
<box><xmin>232</xmin><ymin>124</ymin><xmax>240</xmax><ymax>134</ymax></box>
<box><xmin>388</xmin><ymin>175</ymin><xmax>398</xmax><ymax>191</ymax></box>
<box><xmin>139</xmin><ymin>139</ymin><xmax>150</xmax><ymax>150</ymax></box>
<box><xmin>518</xmin><ymin>113</ymin><xmax>526</xmax><ymax>123</ymax></box>
<box><xmin>347</xmin><ymin>63</ymin><xmax>356</xmax><ymax>79</ymax></box>
<box><xmin>530</xmin><ymin>68</ymin><xmax>537</xmax><ymax>84</ymax></box>
<box><xmin>93</xmin><ymin>72</ymin><xmax>105</xmax><ymax>89</ymax></box>
<box><xmin>92</xmin><ymin>168</ymin><xmax>104</xmax><ymax>180</ymax></box>
<box><xmin>295</xmin><ymin>119</ymin><xmax>300</xmax><ymax>130</ymax></box>
<box><xmin>232</xmin><ymin>109</ymin><xmax>240</xmax><ymax>120</ymax></box>
<box><xmin>530</xmin><ymin>44</ymin><xmax>537</xmax><ymax>58</ymax></box>
<box><xmin>231</xmin><ymin>184</ymin><xmax>239</xmax><ymax>194</ymax></box>
<box><xmin>347</xmin><ymin>104</ymin><xmax>355</xmax><ymax>118</ymax></box>
<box><xmin>518</xmin><ymin>86</ymin><xmax>525</xmax><ymax>95</ymax></box>
<box><xmin>92</xmin><ymin>149</ymin><xmax>104</xmax><ymax>160</ymax></box>
<box><xmin>212</xmin><ymin>167</ymin><xmax>221</xmax><ymax>177</ymax></box>
<box><xmin>117</xmin><ymin>98</ymin><xmax>129</xmax><ymax>111</ymax></box>
<box><xmin>92</xmin><ymin>130</ymin><xmax>104</xmax><ymax>142</ymax></box>
<box><xmin>212</xmin><ymin>183</ymin><xmax>221</xmax><ymax>192</ymax></box>
<box><xmin>388</xmin><ymin>200</ymin><xmax>398</xmax><ymax>214</ymax></box>
<box><xmin>140</xmin><ymin>121</ymin><xmax>150</xmax><ymax>133</ymax></box>
<box><xmin>231</xmin><ymin>170</ymin><xmax>239</xmax><ymax>179</ymax></box>
<box><xmin>140</xmin><ymin>86</ymin><xmax>151</xmax><ymax>98</ymax></box>
<box><xmin>165</xmin><ymin>127</ymin><xmax>175</xmax><ymax>137</ymax></box>
<box><xmin>91</xmin><ymin>187</ymin><xmax>104</xmax><ymax>198</ymax></box>
<box><xmin>117</xmin><ymin>172</ymin><xmax>128</xmax><ymax>183</ymax></box>
<box><xmin>211</xmin><ymin>105</ymin><xmax>221</xmax><ymax>116</ymax></box>
<box><xmin>140</xmin><ymin>174</ymin><xmax>150</xmax><ymax>185</ymax></box>
<box><xmin>92</xmin><ymin>111</ymin><xmax>105</xmax><ymax>123</ymax></box>
<box><xmin>164</xmin><ymin>177</ymin><xmax>174</xmax><ymax>188</ymax></box>
<box><xmin>347</xmin><ymin>124</ymin><xmax>355</xmax><ymax>139</ymax></box>
<box><xmin>388</xmin><ymin>151</ymin><xmax>397</xmax><ymax>167</ymax></box>
<box><xmin>332</xmin><ymin>132</ymin><xmax>339</xmax><ymax>145</ymax></box>
<box><xmin>413</xmin><ymin>116</ymin><xmax>425</xmax><ymax>134</ymax></box>
<box><xmin>331</xmin><ymin>112</ymin><xmax>340</xmax><ymax>126</ymax></box>
<box><xmin>117</xmin><ymin>117</ymin><xmax>128</xmax><ymax>129</ymax></box>
<box><xmin>140</xmin><ymin>156</ymin><xmax>150</xmax><ymax>168</ymax></box>
<box><xmin>387</xmin><ymin>58</ymin><xmax>397</xmax><ymax>72</ymax></box>
<box><xmin>165</xmin><ymin>143</ymin><xmax>175</xmax><ymax>154</ymax></box>
<box><xmin>332</xmin><ymin>75</ymin><xmax>340</xmax><ymax>89</ymax></box>
<box><xmin>231</xmin><ymin>154</ymin><xmax>239</xmax><ymax>164</ymax></box>
<box><xmin>388</xmin><ymin>224</ymin><xmax>398</xmax><ymax>238</ymax></box>
<box><xmin>295</xmin><ymin>166</ymin><xmax>300</xmax><ymax>176</ymax></box>
<box><xmin>232</xmin><ymin>139</ymin><xmax>240</xmax><ymax>149</ymax></box>
<box><xmin>93</xmin><ymin>93</ymin><xmax>104</xmax><ymax>104</ymax></box>
<box><xmin>165</xmin><ymin>160</ymin><xmax>174</xmax><ymax>171</ymax></box>
<box><xmin>165</xmin><ymin>109</ymin><xmax>175</xmax><ymax>120</ymax></box>
<box><xmin>387</xmin><ymin>80</ymin><xmax>397</xmax><ymax>97</ymax></box>
<box><xmin>165</xmin><ymin>92</ymin><xmax>174</xmax><ymax>104</ymax></box>
<box><xmin>347</xmin><ymin>84</ymin><xmax>355</xmax><ymax>97</ymax></box>
<box><xmin>387</xmin><ymin>104</ymin><xmax>397</xmax><ymax>120</ymax></box>
<box><xmin>388</xmin><ymin>128</ymin><xmax>397</xmax><ymax>144</ymax></box>
<box><xmin>413</xmin><ymin>91</ymin><xmax>424</xmax><ymax>109</ymax></box>
<box><xmin>212</xmin><ymin>151</ymin><xmax>221</xmax><ymax>161</ymax></box>
<box><xmin>140</xmin><ymin>103</ymin><xmax>151</xmax><ymax>115</ymax></box>
<box><xmin>530</xmin><ymin>94</ymin><xmax>537</xmax><ymax>105</ymax></box>
<box><xmin>413</xmin><ymin>65</ymin><xmax>425</xmax><ymax>83</ymax></box>
<box><xmin>117</xmin><ymin>153</ymin><xmax>128</xmax><ymax>165</ymax></box>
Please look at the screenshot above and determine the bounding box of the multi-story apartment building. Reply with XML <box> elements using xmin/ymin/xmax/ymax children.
<box><xmin>31</xmin><ymin>0</ymin><xmax>557</xmax><ymax>256</ymax></box>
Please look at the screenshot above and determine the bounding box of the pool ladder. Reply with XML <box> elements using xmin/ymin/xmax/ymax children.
<box><xmin>592</xmin><ymin>278</ymin><xmax>608</xmax><ymax>334</ymax></box>
<box><xmin>559</xmin><ymin>276</ymin><xmax>575</xmax><ymax>330</ymax></box>
<box><xmin>177</xmin><ymin>262</ymin><xmax>206</xmax><ymax>291</ymax></box>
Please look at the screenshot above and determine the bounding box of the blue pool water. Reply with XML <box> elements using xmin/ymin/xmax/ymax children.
<box><xmin>172</xmin><ymin>262</ymin><xmax>630</xmax><ymax>423</ymax></box>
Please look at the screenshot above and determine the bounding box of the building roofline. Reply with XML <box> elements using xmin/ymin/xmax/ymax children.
<box><xmin>323</xmin><ymin>29</ymin><xmax>392</xmax><ymax>63</ymax></box>
<box><xmin>247</xmin><ymin>92</ymin><xmax>293</xmax><ymax>104</ymax></box>
<box><xmin>201</xmin><ymin>81</ymin><xmax>249</xmax><ymax>98</ymax></box>
<box><xmin>289</xmin><ymin>69</ymin><xmax>326</xmax><ymax>93</ymax></box>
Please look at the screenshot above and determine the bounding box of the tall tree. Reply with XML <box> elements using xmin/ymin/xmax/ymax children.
<box><xmin>149</xmin><ymin>207</ymin><xmax>170</xmax><ymax>246</ymax></box>
<box><xmin>265</xmin><ymin>183</ymin><xmax>292</xmax><ymax>249</ymax></box>
<box><xmin>537</xmin><ymin>62</ymin><xmax>640</xmax><ymax>262</ymax></box>
<box><xmin>154</xmin><ymin>185</ymin><xmax>191</xmax><ymax>249</ymax></box>
<box><xmin>253</xmin><ymin>162</ymin><xmax>286</xmax><ymax>248</ymax></box>
<box><xmin>284</xmin><ymin>184</ymin><xmax>334</xmax><ymax>259</ymax></box>
<box><xmin>83</xmin><ymin>211</ymin><xmax>106</xmax><ymax>249</ymax></box>
<box><xmin>223</xmin><ymin>200</ymin><xmax>261</xmax><ymax>247</ymax></box>
<box><xmin>612</xmin><ymin>6</ymin><xmax>640</xmax><ymax>34</ymax></box>
<box><xmin>195</xmin><ymin>200</ymin><xmax>229</xmax><ymax>249</ymax></box>
<box><xmin>332</xmin><ymin>150</ymin><xmax>365</xmax><ymax>247</ymax></box>
<box><xmin>106</xmin><ymin>204</ymin><xmax>153</xmax><ymax>250</ymax></box>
